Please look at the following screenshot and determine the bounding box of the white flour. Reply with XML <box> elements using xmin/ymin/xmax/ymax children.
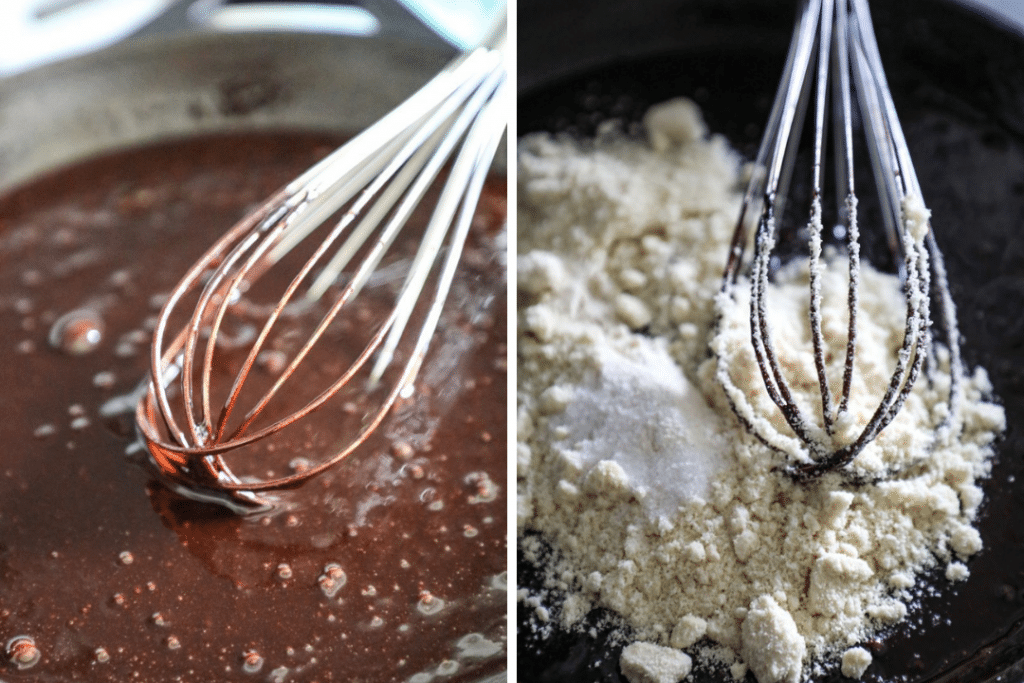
<box><xmin>517</xmin><ymin>99</ymin><xmax>1005</xmax><ymax>681</ymax></box>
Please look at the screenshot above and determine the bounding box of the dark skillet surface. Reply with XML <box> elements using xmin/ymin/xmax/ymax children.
<box><xmin>517</xmin><ymin>1</ymin><xmax>1024</xmax><ymax>681</ymax></box>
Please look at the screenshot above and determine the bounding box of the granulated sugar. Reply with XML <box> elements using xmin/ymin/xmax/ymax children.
<box><xmin>548</xmin><ymin>337</ymin><xmax>727</xmax><ymax>521</ymax></box>
<box><xmin>516</xmin><ymin>99</ymin><xmax>1006</xmax><ymax>681</ymax></box>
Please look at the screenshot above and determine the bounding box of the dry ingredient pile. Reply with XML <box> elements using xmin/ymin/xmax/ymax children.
<box><xmin>516</xmin><ymin>98</ymin><xmax>1006</xmax><ymax>683</ymax></box>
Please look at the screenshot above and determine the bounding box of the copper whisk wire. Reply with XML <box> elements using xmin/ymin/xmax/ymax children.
<box><xmin>136</xmin><ymin>19</ymin><xmax>507</xmax><ymax>512</ymax></box>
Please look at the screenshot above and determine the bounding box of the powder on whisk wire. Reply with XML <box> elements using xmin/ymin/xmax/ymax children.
<box><xmin>517</xmin><ymin>98</ymin><xmax>1005</xmax><ymax>682</ymax></box>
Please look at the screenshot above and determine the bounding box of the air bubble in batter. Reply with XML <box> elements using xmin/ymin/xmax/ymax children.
<box><xmin>242</xmin><ymin>649</ymin><xmax>264</xmax><ymax>674</ymax></box>
<box><xmin>417</xmin><ymin>593</ymin><xmax>445</xmax><ymax>616</ymax></box>
<box><xmin>49</xmin><ymin>309</ymin><xmax>104</xmax><ymax>355</ymax></box>
<box><xmin>6</xmin><ymin>636</ymin><xmax>41</xmax><ymax>669</ymax></box>
<box><xmin>319</xmin><ymin>563</ymin><xmax>346</xmax><ymax>598</ymax></box>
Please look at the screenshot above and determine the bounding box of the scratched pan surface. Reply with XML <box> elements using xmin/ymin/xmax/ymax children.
<box><xmin>517</xmin><ymin>0</ymin><xmax>1024</xmax><ymax>681</ymax></box>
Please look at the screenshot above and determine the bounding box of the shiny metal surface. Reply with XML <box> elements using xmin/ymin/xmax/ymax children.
<box><xmin>0</xmin><ymin>29</ymin><xmax>453</xmax><ymax>193</ymax></box>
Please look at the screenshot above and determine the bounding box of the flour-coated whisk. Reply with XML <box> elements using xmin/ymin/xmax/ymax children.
<box><xmin>714</xmin><ymin>0</ymin><xmax>963</xmax><ymax>481</ymax></box>
<box><xmin>135</xmin><ymin>18</ymin><xmax>507</xmax><ymax>512</ymax></box>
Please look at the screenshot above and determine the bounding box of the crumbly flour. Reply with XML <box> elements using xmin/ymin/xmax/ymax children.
<box><xmin>516</xmin><ymin>99</ymin><xmax>1006</xmax><ymax>682</ymax></box>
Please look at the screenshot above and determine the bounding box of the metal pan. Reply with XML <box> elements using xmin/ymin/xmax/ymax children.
<box><xmin>0</xmin><ymin>2</ymin><xmax>458</xmax><ymax>194</ymax></box>
<box><xmin>0</xmin><ymin>3</ymin><xmax>505</xmax><ymax>681</ymax></box>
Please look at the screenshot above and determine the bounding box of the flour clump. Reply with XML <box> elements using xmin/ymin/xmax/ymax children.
<box><xmin>741</xmin><ymin>595</ymin><xmax>805</xmax><ymax>683</ymax></box>
<box><xmin>517</xmin><ymin>98</ymin><xmax>1005</xmax><ymax>681</ymax></box>
<box><xmin>620</xmin><ymin>641</ymin><xmax>693</xmax><ymax>683</ymax></box>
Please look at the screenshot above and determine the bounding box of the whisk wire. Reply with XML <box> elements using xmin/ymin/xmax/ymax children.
<box><xmin>136</xmin><ymin>20</ymin><xmax>507</xmax><ymax>507</ymax></box>
<box><xmin>390</xmin><ymin>73</ymin><xmax>510</xmax><ymax>394</ymax></box>
<box><xmin>371</xmin><ymin>50</ymin><xmax>507</xmax><ymax>384</ymax></box>
<box><xmin>830</xmin><ymin>0</ymin><xmax>860</xmax><ymax>419</ymax></box>
<box><xmin>714</xmin><ymin>0</ymin><xmax>964</xmax><ymax>480</ymax></box>
<box><xmin>207</xmin><ymin>53</ymin><xmax>504</xmax><ymax>440</ymax></box>
<box><xmin>210</xmin><ymin>69</ymin><xmax>509</xmax><ymax>493</ymax></box>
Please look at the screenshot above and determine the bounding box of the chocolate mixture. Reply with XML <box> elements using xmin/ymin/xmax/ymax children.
<box><xmin>0</xmin><ymin>133</ymin><xmax>507</xmax><ymax>682</ymax></box>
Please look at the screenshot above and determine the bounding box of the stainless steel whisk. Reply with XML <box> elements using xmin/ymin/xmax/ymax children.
<box><xmin>135</xmin><ymin>18</ymin><xmax>507</xmax><ymax>511</ymax></box>
<box><xmin>714</xmin><ymin>0</ymin><xmax>963</xmax><ymax>480</ymax></box>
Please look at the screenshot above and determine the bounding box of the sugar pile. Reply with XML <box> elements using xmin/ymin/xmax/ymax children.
<box><xmin>548</xmin><ymin>337</ymin><xmax>727</xmax><ymax>521</ymax></box>
<box><xmin>517</xmin><ymin>99</ymin><xmax>1005</xmax><ymax>682</ymax></box>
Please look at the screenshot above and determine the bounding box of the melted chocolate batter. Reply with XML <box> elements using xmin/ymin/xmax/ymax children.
<box><xmin>0</xmin><ymin>133</ymin><xmax>507</xmax><ymax>682</ymax></box>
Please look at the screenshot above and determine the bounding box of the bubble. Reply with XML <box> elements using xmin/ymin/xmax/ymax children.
<box><xmin>6</xmin><ymin>636</ymin><xmax>40</xmax><ymax>669</ymax></box>
<box><xmin>118</xmin><ymin>551</ymin><xmax>134</xmax><ymax>565</ymax></box>
<box><xmin>416</xmin><ymin>593</ymin><xmax>445</xmax><ymax>616</ymax></box>
<box><xmin>123</xmin><ymin>329</ymin><xmax>148</xmax><ymax>345</ymax></box>
<box><xmin>276</xmin><ymin>563</ymin><xmax>293</xmax><ymax>581</ymax></box>
<box><xmin>318</xmin><ymin>563</ymin><xmax>346</xmax><ymax>598</ymax></box>
<box><xmin>93</xmin><ymin>371</ymin><xmax>116</xmax><ymax>389</ymax></box>
<box><xmin>49</xmin><ymin>309</ymin><xmax>104</xmax><ymax>355</ymax></box>
<box><xmin>242</xmin><ymin>649</ymin><xmax>264</xmax><ymax>674</ymax></box>
<box><xmin>463</xmin><ymin>525</ymin><xmax>478</xmax><ymax>538</ymax></box>
<box><xmin>391</xmin><ymin>441</ymin><xmax>415</xmax><ymax>461</ymax></box>
<box><xmin>257</xmin><ymin>350</ymin><xmax>288</xmax><ymax>375</ymax></box>
<box><xmin>288</xmin><ymin>457</ymin><xmax>312</xmax><ymax>474</ymax></box>
<box><xmin>465</xmin><ymin>472</ymin><xmax>498</xmax><ymax>504</ymax></box>
<box><xmin>21</xmin><ymin>269</ymin><xmax>43</xmax><ymax>287</ymax></box>
<box><xmin>94</xmin><ymin>646</ymin><xmax>110</xmax><ymax>663</ymax></box>
<box><xmin>369</xmin><ymin>616</ymin><xmax>384</xmax><ymax>628</ymax></box>
<box><xmin>32</xmin><ymin>424</ymin><xmax>56</xmax><ymax>439</ymax></box>
<box><xmin>109</xmin><ymin>269</ymin><xmax>132</xmax><ymax>288</ymax></box>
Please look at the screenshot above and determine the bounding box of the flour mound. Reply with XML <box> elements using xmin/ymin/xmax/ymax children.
<box><xmin>517</xmin><ymin>99</ymin><xmax>1005</xmax><ymax>681</ymax></box>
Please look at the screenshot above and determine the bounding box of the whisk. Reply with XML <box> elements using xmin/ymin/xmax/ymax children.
<box><xmin>134</xmin><ymin>19</ymin><xmax>507</xmax><ymax>512</ymax></box>
<box><xmin>713</xmin><ymin>0</ymin><xmax>963</xmax><ymax>481</ymax></box>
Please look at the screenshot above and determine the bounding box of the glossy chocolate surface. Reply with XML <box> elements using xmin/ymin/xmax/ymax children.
<box><xmin>0</xmin><ymin>133</ymin><xmax>507</xmax><ymax>682</ymax></box>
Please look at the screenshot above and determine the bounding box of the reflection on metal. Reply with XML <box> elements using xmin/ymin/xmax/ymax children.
<box><xmin>188</xmin><ymin>1</ymin><xmax>380</xmax><ymax>37</ymax></box>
